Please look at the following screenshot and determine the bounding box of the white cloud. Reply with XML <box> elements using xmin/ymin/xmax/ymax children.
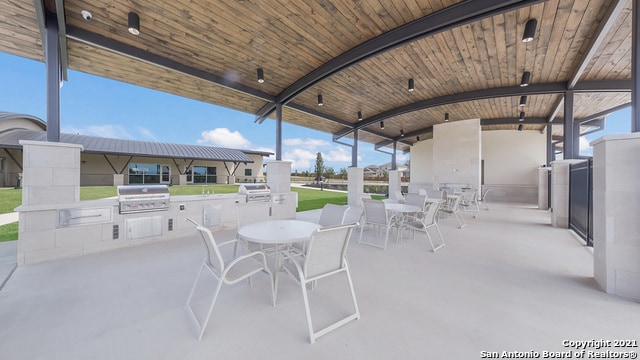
<box><xmin>62</xmin><ymin>124</ymin><xmax>133</xmax><ymax>139</ymax></box>
<box><xmin>283</xmin><ymin>148</ymin><xmax>318</xmax><ymax>171</ymax></box>
<box><xmin>283</xmin><ymin>137</ymin><xmax>330</xmax><ymax>149</ymax></box>
<box><xmin>135</xmin><ymin>126</ymin><xmax>157</xmax><ymax>141</ymax></box>
<box><xmin>579</xmin><ymin>137</ymin><xmax>593</xmax><ymax>156</ymax></box>
<box><xmin>198</xmin><ymin>128</ymin><xmax>251</xmax><ymax>148</ymax></box>
<box><xmin>325</xmin><ymin>146</ymin><xmax>354</xmax><ymax>162</ymax></box>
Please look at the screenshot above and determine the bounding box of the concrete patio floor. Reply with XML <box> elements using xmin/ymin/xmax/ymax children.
<box><xmin>0</xmin><ymin>202</ymin><xmax>638</xmax><ymax>359</ymax></box>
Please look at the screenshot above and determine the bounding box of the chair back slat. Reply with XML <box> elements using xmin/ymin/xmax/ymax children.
<box><xmin>186</xmin><ymin>218</ymin><xmax>225</xmax><ymax>275</ymax></box>
<box><xmin>304</xmin><ymin>224</ymin><xmax>355</xmax><ymax>279</ymax></box>
<box><xmin>318</xmin><ymin>204</ymin><xmax>350</xmax><ymax>227</ymax></box>
<box><xmin>423</xmin><ymin>201</ymin><xmax>441</xmax><ymax>226</ymax></box>
<box><xmin>362</xmin><ymin>199</ymin><xmax>388</xmax><ymax>226</ymax></box>
<box><xmin>404</xmin><ymin>193</ymin><xmax>427</xmax><ymax>210</ymax></box>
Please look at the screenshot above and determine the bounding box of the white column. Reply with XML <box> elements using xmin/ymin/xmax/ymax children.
<box><xmin>537</xmin><ymin>167</ymin><xmax>550</xmax><ymax>210</ymax></box>
<box><xmin>592</xmin><ymin>133</ymin><xmax>640</xmax><ymax>300</ymax></box>
<box><xmin>388</xmin><ymin>170</ymin><xmax>401</xmax><ymax>199</ymax></box>
<box><xmin>266</xmin><ymin>161</ymin><xmax>291</xmax><ymax>193</ymax></box>
<box><xmin>20</xmin><ymin>140</ymin><xmax>83</xmax><ymax>206</ymax></box>
<box><xmin>550</xmin><ymin>159</ymin><xmax>582</xmax><ymax>228</ymax></box>
<box><xmin>113</xmin><ymin>174</ymin><xmax>124</xmax><ymax>186</ymax></box>
<box><xmin>347</xmin><ymin>167</ymin><xmax>364</xmax><ymax>206</ymax></box>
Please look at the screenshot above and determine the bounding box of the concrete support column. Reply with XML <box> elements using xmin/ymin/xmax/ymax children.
<box><xmin>388</xmin><ymin>170</ymin><xmax>401</xmax><ymax>199</ymax></box>
<box><xmin>550</xmin><ymin>159</ymin><xmax>582</xmax><ymax>228</ymax></box>
<box><xmin>20</xmin><ymin>140</ymin><xmax>83</xmax><ymax>206</ymax></box>
<box><xmin>178</xmin><ymin>174</ymin><xmax>188</xmax><ymax>185</ymax></box>
<box><xmin>537</xmin><ymin>167</ymin><xmax>550</xmax><ymax>210</ymax></box>
<box><xmin>592</xmin><ymin>133</ymin><xmax>640</xmax><ymax>300</ymax></box>
<box><xmin>113</xmin><ymin>174</ymin><xmax>124</xmax><ymax>186</ymax></box>
<box><xmin>347</xmin><ymin>167</ymin><xmax>364</xmax><ymax>206</ymax></box>
<box><xmin>266</xmin><ymin>161</ymin><xmax>291</xmax><ymax>193</ymax></box>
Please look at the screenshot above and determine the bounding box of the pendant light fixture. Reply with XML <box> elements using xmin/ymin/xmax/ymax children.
<box><xmin>257</xmin><ymin>68</ymin><xmax>265</xmax><ymax>83</ymax></box>
<box><xmin>522</xmin><ymin>19</ymin><xmax>538</xmax><ymax>43</ymax></box>
<box><xmin>520</xmin><ymin>71</ymin><xmax>531</xmax><ymax>87</ymax></box>
<box><xmin>519</xmin><ymin>95</ymin><xmax>527</xmax><ymax>107</ymax></box>
<box><xmin>518</xmin><ymin>124</ymin><xmax>524</xmax><ymax>131</ymax></box>
<box><xmin>408</xmin><ymin>78</ymin><xmax>414</xmax><ymax>92</ymax></box>
<box><xmin>445</xmin><ymin>112</ymin><xmax>450</xmax><ymax>122</ymax></box>
<box><xmin>519</xmin><ymin>111</ymin><xmax>525</xmax><ymax>121</ymax></box>
<box><xmin>128</xmin><ymin>12</ymin><xmax>140</xmax><ymax>35</ymax></box>
<box><xmin>357</xmin><ymin>111</ymin><xmax>363</xmax><ymax>121</ymax></box>
<box><xmin>380</xmin><ymin>121</ymin><xmax>385</xmax><ymax>129</ymax></box>
<box><xmin>317</xmin><ymin>94</ymin><xmax>323</xmax><ymax>106</ymax></box>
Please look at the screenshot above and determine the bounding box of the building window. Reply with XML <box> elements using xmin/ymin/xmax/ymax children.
<box><xmin>244</xmin><ymin>168</ymin><xmax>252</xmax><ymax>176</ymax></box>
<box><xmin>193</xmin><ymin>166</ymin><xmax>217</xmax><ymax>184</ymax></box>
<box><xmin>128</xmin><ymin>163</ymin><xmax>166</xmax><ymax>184</ymax></box>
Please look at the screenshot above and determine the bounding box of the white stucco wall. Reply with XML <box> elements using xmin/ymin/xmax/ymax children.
<box><xmin>481</xmin><ymin>130</ymin><xmax>546</xmax><ymax>185</ymax></box>
<box><xmin>433</xmin><ymin>119</ymin><xmax>481</xmax><ymax>190</ymax></box>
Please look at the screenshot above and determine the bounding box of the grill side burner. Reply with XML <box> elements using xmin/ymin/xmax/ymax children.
<box><xmin>117</xmin><ymin>185</ymin><xmax>170</xmax><ymax>214</ymax></box>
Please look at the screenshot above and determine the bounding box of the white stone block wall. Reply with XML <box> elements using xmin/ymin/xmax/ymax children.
<box><xmin>592</xmin><ymin>133</ymin><xmax>640</xmax><ymax>301</ymax></box>
<box><xmin>347</xmin><ymin>167</ymin><xmax>364</xmax><ymax>206</ymax></box>
<box><xmin>266</xmin><ymin>161</ymin><xmax>291</xmax><ymax>193</ymax></box>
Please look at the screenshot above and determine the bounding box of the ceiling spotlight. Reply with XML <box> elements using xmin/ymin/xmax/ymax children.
<box><xmin>317</xmin><ymin>94</ymin><xmax>323</xmax><ymax>106</ymax></box>
<box><xmin>520</xmin><ymin>71</ymin><xmax>531</xmax><ymax>87</ymax></box>
<box><xmin>400</xmin><ymin>129</ymin><xmax>404</xmax><ymax>137</ymax></box>
<box><xmin>417</xmin><ymin>136</ymin><xmax>420</xmax><ymax>141</ymax></box>
<box><xmin>380</xmin><ymin>121</ymin><xmax>385</xmax><ymax>129</ymax></box>
<box><xmin>518</xmin><ymin>124</ymin><xmax>524</xmax><ymax>131</ymax></box>
<box><xmin>522</xmin><ymin>19</ymin><xmax>538</xmax><ymax>43</ymax></box>
<box><xmin>519</xmin><ymin>111</ymin><xmax>525</xmax><ymax>121</ymax></box>
<box><xmin>257</xmin><ymin>68</ymin><xmax>264</xmax><ymax>83</ymax></box>
<box><xmin>408</xmin><ymin>78</ymin><xmax>414</xmax><ymax>92</ymax></box>
<box><xmin>128</xmin><ymin>12</ymin><xmax>140</xmax><ymax>35</ymax></box>
<box><xmin>81</xmin><ymin>10</ymin><xmax>92</xmax><ymax>21</ymax></box>
<box><xmin>357</xmin><ymin>111</ymin><xmax>363</xmax><ymax>121</ymax></box>
<box><xmin>445</xmin><ymin>112</ymin><xmax>450</xmax><ymax>122</ymax></box>
<box><xmin>519</xmin><ymin>95</ymin><xmax>527</xmax><ymax>107</ymax></box>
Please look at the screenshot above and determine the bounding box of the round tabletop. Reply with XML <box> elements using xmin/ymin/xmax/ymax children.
<box><xmin>384</xmin><ymin>203</ymin><xmax>421</xmax><ymax>213</ymax></box>
<box><xmin>237</xmin><ymin>220</ymin><xmax>321</xmax><ymax>245</ymax></box>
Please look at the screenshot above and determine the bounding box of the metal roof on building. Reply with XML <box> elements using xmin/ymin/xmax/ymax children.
<box><xmin>0</xmin><ymin>127</ymin><xmax>265</xmax><ymax>163</ymax></box>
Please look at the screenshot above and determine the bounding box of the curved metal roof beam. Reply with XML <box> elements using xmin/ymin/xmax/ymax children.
<box><xmin>335</xmin><ymin>80</ymin><xmax>631</xmax><ymax>140</ymax></box>
<box><xmin>255</xmin><ymin>0</ymin><xmax>545</xmax><ymax>123</ymax></box>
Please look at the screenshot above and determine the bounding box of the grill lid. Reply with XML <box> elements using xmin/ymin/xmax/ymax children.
<box><xmin>238</xmin><ymin>183</ymin><xmax>270</xmax><ymax>194</ymax></box>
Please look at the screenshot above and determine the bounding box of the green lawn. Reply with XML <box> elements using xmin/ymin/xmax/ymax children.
<box><xmin>0</xmin><ymin>184</ymin><xmax>375</xmax><ymax>242</ymax></box>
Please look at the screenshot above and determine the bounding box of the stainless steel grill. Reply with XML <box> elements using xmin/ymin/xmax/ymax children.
<box><xmin>238</xmin><ymin>183</ymin><xmax>271</xmax><ymax>203</ymax></box>
<box><xmin>117</xmin><ymin>185</ymin><xmax>170</xmax><ymax>214</ymax></box>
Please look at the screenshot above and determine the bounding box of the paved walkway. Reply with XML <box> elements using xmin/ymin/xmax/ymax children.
<box><xmin>0</xmin><ymin>212</ymin><xmax>18</xmax><ymax>226</ymax></box>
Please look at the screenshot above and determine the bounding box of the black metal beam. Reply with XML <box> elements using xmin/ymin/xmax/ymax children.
<box><xmin>255</xmin><ymin>0</ymin><xmax>545</xmax><ymax>123</ymax></box>
<box><xmin>334</xmin><ymin>82</ymin><xmax>567</xmax><ymax>139</ymax></box>
<box><xmin>54</xmin><ymin>0</ymin><xmax>68</xmax><ymax>80</ymax></box>
<box><xmin>563</xmin><ymin>91</ymin><xmax>575</xmax><ymax>159</ymax></box>
<box><xmin>481</xmin><ymin>117</ymin><xmax>548</xmax><ymax>125</ymax></box>
<box><xmin>46</xmin><ymin>12</ymin><xmax>61</xmax><ymax>142</ymax></box>
<box><xmin>66</xmin><ymin>26</ymin><xmax>275</xmax><ymax>102</ymax></box>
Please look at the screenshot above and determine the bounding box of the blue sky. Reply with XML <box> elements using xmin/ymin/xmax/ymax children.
<box><xmin>0</xmin><ymin>52</ymin><xmax>631</xmax><ymax>167</ymax></box>
<box><xmin>0</xmin><ymin>52</ymin><xmax>402</xmax><ymax>173</ymax></box>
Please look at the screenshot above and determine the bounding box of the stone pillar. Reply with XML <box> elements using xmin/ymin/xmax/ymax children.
<box><xmin>267</xmin><ymin>161</ymin><xmax>291</xmax><ymax>193</ymax></box>
<box><xmin>113</xmin><ymin>174</ymin><xmax>124</xmax><ymax>186</ymax></box>
<box><xmin>388</xmin><ymin>170</ymin><xmax>401</xmax><ymax>199</ymax></box>
<box><xmin>347</xmin><ymin>167</ymin><xmax>364</xmax><ymax>206</ymax></box>
<box><xmin>537</xmin><ymin>167</ymin><xmax>550</xmax><ymax>210</ymax></box>
<box><xmin>178</xmin><ymin>174</ymin><xmax>188</xmax><ymax>185</ymax></box>
<box><xmin>550</xmin><ymin>159</ymin><xmax>582</xmax><ymax>228</ymax></box>
<box><xmin>592</xmin><ymin>133</ymin><xmax>640</xmax><ymax>300</ymax></box>
<box><xmin>20</xmin><ymin>140</ymin><xmax>83</xmax><ymax>206</ymax></box>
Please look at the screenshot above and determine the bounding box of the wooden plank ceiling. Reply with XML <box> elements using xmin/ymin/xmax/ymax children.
<box><xmin>0</xmin><ymin>0</ymin><xmax>632</xmax><ymax>153</ymax></box>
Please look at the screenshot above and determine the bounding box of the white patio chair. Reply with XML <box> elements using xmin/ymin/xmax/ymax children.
<box><xmin>440</xmin><ymin>193</ymin><xmax>465</xmax><ymax>229</ymax></box>
<box><xmin>477</xmin><ymin>188</ymin><xmax>491</xmax><ymax>210</ymax></box>
<box><xmin>318</xmin><ymin>203</ymin><xmax>351</xmax><ymax>227</ymax></box>
<box><xmin>184</xmin><ymin>218</ymin><xmax>274</xmax><ymax>340</ymax></box>
<box><xmin>282</xmin><ymin>223</ymin><xmax>360</xmax><ymax>343</ymax></box>
<box><xmin>404</xmin><ymin>193</ymin><xmax>428</xmax><ymax>210</ymax></box>
<box><xmin>460</xmin><ymin>189</ymin><xmax>480</xmax><ymax>218</ymax></box>
<box><xmin>405</xmin><ymin>201</ymin><xmax>445</xmax><ymax>252</ymax></box>
<box><xmin>358</xmin><ymin>199</ymin><xmax>394</xmax><ymax>250</ymax></box>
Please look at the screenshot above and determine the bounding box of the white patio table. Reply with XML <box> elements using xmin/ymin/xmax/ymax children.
<box><xmin>237</xmin><ymin>219</ymin><xmax>321</xmax><ymax>303</ymax></box>
<box><xmin>384</xmin><ymin>203</ymin><xmax>421</xmax><ymax>243</ymax></box>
